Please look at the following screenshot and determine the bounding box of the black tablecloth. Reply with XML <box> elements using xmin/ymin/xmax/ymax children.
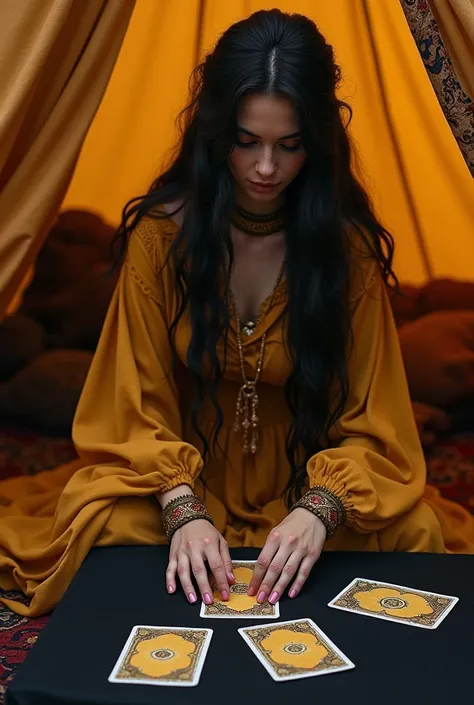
<box><xmin>6</xmin><ymin>547</ymin><xmax>474</xmax><ymax>705</ymax></box>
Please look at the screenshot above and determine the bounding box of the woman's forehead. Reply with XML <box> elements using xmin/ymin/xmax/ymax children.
<box><xmin>237</xmin><ymin>94</ymin><xmax>299</xmax><ymax>137</ymax></box>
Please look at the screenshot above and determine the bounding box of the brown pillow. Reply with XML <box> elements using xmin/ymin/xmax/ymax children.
<box><xmin>389</xmin><ymin>285</ymin><xmax>421</xmax><ymax>328</ymax></box>
<box><xmin>0</xmin><ymin>349</ymin><xmax>93</xmax><ymax>432</ymax></box>
<box><xmin>398</xmin><ymin>310</ymin><xmax>474</xmax><ymax>407</ymax></box>
<box><xmin>0</xmin><ymin>314</ymin><xmax>46</xmax><ymax>381</ymax></box>
<box><xmin>20</xmin><ymin>209</ymin><xmax>118</xmax><ymax>351</ymax></box>
<box><xmin>418</xmin><ymin>279</ymin><xmax>474</xmax><ymax>316</ymax></box>
<box><xmin>411</xmin><ymin>401</ymin><xmax>451</xmax><ymax>448</ymax></box>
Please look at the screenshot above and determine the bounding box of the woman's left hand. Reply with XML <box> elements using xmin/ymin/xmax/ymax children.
<box><xmin>247</xmin><ymin>508</ymin><xmax>326</xmax><ymax>604</ymax></box>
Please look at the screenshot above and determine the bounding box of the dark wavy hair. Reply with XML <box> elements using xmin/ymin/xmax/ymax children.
<box><xmin>113</xmin><ymin>9</ymin><xmax>396</xmax><ymax>506</ymax></box>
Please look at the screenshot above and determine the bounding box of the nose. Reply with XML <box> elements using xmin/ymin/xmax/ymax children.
<box><xmin>256</xmin><ymin>147</ymin><xmax>276</xmax><ymax>178</ymax></box>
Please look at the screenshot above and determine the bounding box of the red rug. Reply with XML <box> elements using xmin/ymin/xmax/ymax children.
<box><xmin>0</xmin><ymin>429</ymin><xmax>473</xmax><ymax>703</ymax></box>
<box><xmin>426</xmin><ymin>433</ymin><xmax>474</xmax><ymax>513</ymax></box>
<box><xmin>0</xmin><ymin>592</ymin><xmax>48</xmax><ymax>703</ymax></box>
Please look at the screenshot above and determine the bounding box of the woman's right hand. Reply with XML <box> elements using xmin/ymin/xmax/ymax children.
<box><xmin>166</xmin><ymin>520</ymin><xmax>235</xmax><ymax>605</ymax></box>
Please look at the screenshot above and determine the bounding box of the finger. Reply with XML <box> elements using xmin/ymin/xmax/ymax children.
<box><xmin>177</xmin><ymin>553</ymin><xmax>198</xmax><ymax>604</ymax></box>
<box><xmin>165</xmin><ymin>553</ymin><xmax>178</xmax><ymax>594</ymax></box>
<box><xmin>267</xmin><ymin>551</ymin><xmax>304</xmax><ymax>604</ymax></box>
<box><xmin>204</xmin><ymin>542</ymin><xmax>230</xmax><ymax>600</ymax></box>
<box><xmin>256</xmin><ymin>543</ymin><xmax>295</xmax><ymax>604</ymax></box>
<box><xmin>248</xmin><ymin>529</ymin><xmax>281</xmax><ymax>596</ymax></box>
<box><xmin>288</xmin><ymin>549</ymin><xmax>320</xmax><ymax>599</ymax></box>
<box><xmin>219</xmin><ymin>538</ymin><xmax>235</xmax><ymax>585</ymax></box>
<box><xmin>189</xmin><ymin>550</ymin><xmax>216</xmax><ymax>605</ymax></box>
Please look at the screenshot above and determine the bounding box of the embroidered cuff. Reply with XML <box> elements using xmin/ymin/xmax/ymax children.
<box><xmin>161</xmin><ymin>494</ymin><xmax>214</xmax><ymax>541</ymax></box>
<box><xmin>290</xmin><ymin>485</ymin><xmax>346</xmax><ymax>539</ymax></box>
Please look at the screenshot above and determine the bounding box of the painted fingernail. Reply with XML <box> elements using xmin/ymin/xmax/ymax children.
<box><xmin>203</xmin><ymin>593</ymin><xmax>213</xmax><ymax>605</ymax></box>
<box><xmin>269</xmin><ymin>591</ymin><xmax>279</xmax><ymax>604</ymax></box>
<box><xmin>221</xmin><ymin>590</ymin><xmax>229</xmax><ymax>601</ymax></box>
<box><xmin>188</xmin><ymin>592</ymin><xmax>197</xmax><ymax>604</ymax></box>
<box><xmin>247</xmin><ymin>586</ymin><xmax>256</xmax><ymax>597</ymax></box>
<box><xmin>289</xmin><ymin>589</ymin><xmax>297</xmax><ymax>599</ymax></box>
<box><xmin>167</xmin><ymin>584</ymin><xmax>175</xmax><ymax>594</ymax></box>
<box><xmin>257</xmin><ymin>591</ymin><xmax>267</xmax><ymax>604</ymax></box>
<box><xmin>227</xmin><ymin>572</ymin><xmax>235</xmax><ymax>584</ymax></box>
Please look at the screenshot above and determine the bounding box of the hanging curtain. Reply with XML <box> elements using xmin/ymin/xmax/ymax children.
<box><xmin>399</xmin><ymin>0</ymin><xmax>474</xmax><ymax>175</ymax></box>
<box><xmin>0</xmin><ymin>0</ymin><xmax>136</xmax><ymax>321</ymax></box>
<box><xmin>63</xmin><ymin>0</ymin><xmax>202</xmax><ymax>235</ymax></box>
<box><xmin>430</xmin><ymin>0</ymin><xmax>474</xmax><ymax>100</ymax></box>
<box><xmin>63</xmin><ymin>0</ymin><xmax>474</xmax><ymax>283</ymax></box>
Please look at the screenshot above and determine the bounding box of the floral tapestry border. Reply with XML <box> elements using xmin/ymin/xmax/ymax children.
<box><xmin>400</xmin><ymin>0</ymin><xmax>474</xmax><ymax>175</ymax></box>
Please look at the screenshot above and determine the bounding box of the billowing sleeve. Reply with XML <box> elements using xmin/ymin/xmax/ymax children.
<box><xmin>72</xmin><ymin>217</ymin><xmax>203</xmax><ymax>492</ymax></box>
<box><xmin>306</xmin><ymin>260</ymin><xmax>426</xmax><ymax>534</ymax></box>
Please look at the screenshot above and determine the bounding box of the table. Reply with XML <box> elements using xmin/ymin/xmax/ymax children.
<box><xmin>6</xmin><ymin>546</ymin><xmax>474</xmax><ymax>704</ymax></box>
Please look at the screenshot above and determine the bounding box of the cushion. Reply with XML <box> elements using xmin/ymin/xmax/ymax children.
<box><xmin>399</xmin><ymin>310</ymin><xmax>474</xmax><ymax>407</ymax></box>
<box><xmin>411</xmin><ymin>401</ymin><xmax>451</xmax><ymax>448</ymax></box>
<box><xmin>0</xmin><ymin>314</ymin><xmax>46</xmax><ymax>381</ymax></box>
<box><xmin>389</xmin><ymin>284</ymin><xmax>421</xmax><ymax>328</ymax></box>
<box><xmin>418</xmin><ymin>279</ymin><xmax>474</xmax><ymax>316</ymax></box>
<box><xmin>0</xmin><ymin>349</ymin><xmax>93</xmax><ymax>433</ymax></box>
<box><xmin>20</xmin><ymin>209</ymin><xmax>119</xmax><ymax>350</ymax></box>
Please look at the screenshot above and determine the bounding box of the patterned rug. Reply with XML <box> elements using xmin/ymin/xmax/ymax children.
<box><xmin>0</xmin><ymin>593</ymin><xmax>48</xmax><ymax>703</ymax></box>
<box><xmin>0</xmin><ymin>428</ymin><xmax>473</xmax><ymax>703</ymax></box>
<box><xmin>427</xmin><ymin>433</ymin><xmax>474</xmax><ymax>513</ymax></box>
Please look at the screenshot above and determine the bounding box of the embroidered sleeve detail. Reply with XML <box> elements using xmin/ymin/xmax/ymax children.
<box><xmin>291</xmin><ymin>485</ymin><xmax>347</xmax><ymax>539</ymax></box>
<box><xmin>133</xmin><ymin>218</ymin><xmax>160</xmax><ymax>270</ymax></box>
<box><xmin>125</xmin><ymin>261</ymin><xmax>162</xmax><ymax>307</ymax></box>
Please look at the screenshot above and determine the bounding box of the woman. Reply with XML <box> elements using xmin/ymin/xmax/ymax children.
<box><xmin>1</xmin><ymin>9</ymin><xmax>474</xmax><ymax>618</ymax></box>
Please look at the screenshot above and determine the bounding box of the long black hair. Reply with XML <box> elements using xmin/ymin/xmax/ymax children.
<box><xmin>113</xmin><ymin>9</ymin><xmax>396</xmax><ymax>505</ymax></box>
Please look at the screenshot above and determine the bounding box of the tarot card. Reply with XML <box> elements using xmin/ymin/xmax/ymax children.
<box><xmin>108</xmin><ymin>625</ymin><xmax>213</xmax><ymax>686</ymax></box>
<box><xmin>328</xmin><ymin>577</ymin><xmax>458</xmax><ymax>629</ymax></box>
<box><xmin>200</xmin><ymin>560</ymin><xmax>279</xmax><ymax>619</ymax></box>
<box><xmin>238</xmin><ymin>618</ymin><xmax>355</xmax><ymax>681</ymax></box>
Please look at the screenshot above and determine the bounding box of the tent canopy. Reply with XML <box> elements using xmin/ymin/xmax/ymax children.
<box><xmin>62</xmin><ymin>0</ymin><xmax>474</xmax><ymax>284</ymax></box>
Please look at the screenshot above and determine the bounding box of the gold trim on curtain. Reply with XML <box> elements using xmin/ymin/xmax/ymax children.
<box><xmin>430</xmin><ymin>0</ymin><xmax>474</xmax><ymax>100</ymax></box>
<box><xmin>0</xmin><ymin>0</ymin><xmax>136</xmax><ymax>321</ymax></box>
<box><xmin>400</xmin><ymin>0</ymin><xmax>474</xmax><ymax>175</ymax></box>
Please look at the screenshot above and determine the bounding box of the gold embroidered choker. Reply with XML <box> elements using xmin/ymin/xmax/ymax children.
<box><xmin>232</xmin><ymin>205</ymin><xmax>284</xmax><ymax>236</ymax></box>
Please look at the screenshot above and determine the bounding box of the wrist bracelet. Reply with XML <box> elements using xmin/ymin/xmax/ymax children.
<box><xmin>161</xmin><ymin>494</ymin><xmax>214</xmax><ymax>541</ymax></box>
<box><xmin>290</xmin><ymin>486</ymin><xmax>346</xmax><ymax>539</ymax></box>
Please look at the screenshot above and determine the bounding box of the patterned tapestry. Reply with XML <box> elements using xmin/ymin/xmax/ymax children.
<box><xmin>400</xmin><ymin>0</ymin><xmax>474</xmax><ymax>175</ymax></box>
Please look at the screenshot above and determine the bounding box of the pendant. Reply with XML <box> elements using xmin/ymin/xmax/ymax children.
<box><xmin>234</xmin><ymin>382</ymin><xmax>259</xmax><ymax>454</ymax></box>
<box><xmin>242</xmin><ymin>321</ymin><xmax>256</xmax><ymax>337</ymax></box>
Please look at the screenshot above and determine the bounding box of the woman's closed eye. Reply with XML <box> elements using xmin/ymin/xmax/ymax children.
<box><xmin>235</xmin><ymin>139</ymin><xmax>257</xmax><ymax>149</ymax></box>
<box><xmin>279</xmin><ymin>143</ymin><xmax>302</xmax><ymax>152</ymax></box>
<box><xmin>235</xmin><ymin>140</ymin><xmax>302</xmax><ymax>152</ymax></box>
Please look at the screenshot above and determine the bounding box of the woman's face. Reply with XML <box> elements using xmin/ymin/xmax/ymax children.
<box><xmin>228</xmin><ymin>93</ymin><xmax>306</xmax><ymax>213</ymax></box>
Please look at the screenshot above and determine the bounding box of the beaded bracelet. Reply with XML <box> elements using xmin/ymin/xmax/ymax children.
<box><xmin>161</xmin><ymin>494</ymin><xmax>214</xmax><ymax>541</ymax></box>
<box><xmin>290</xmin><ymin>486</ymin><xmax>346</xmax><ymax>539</ymax></box>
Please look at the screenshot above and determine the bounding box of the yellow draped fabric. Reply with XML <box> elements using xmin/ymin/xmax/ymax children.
<box><xmin>0</xmin><ymin>0</ymin><xmax>136</xmax><ymax>321</ymax></box>
<box><xmin>63</xmin><ymin>0</ymin><xmax>474</xmax><ymax>284</ymax></box>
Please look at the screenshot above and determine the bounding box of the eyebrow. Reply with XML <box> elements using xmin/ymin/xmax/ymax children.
<box><xmin>237</xmin><ymin>126</ymin><xmax>301</xmax><ymax>140</ymax></box>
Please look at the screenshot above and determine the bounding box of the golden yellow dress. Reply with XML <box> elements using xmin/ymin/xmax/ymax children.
<box><xmin>1</xmin><ymin>216</ymin><xmax>474</xmax><ymax>617</ymax></box>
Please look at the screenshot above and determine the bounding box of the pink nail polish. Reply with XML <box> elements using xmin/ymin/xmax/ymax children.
<box><xmin>188</xmin><ymin>593</ymin><xmax>197</xmax><ymax>604</ymax></box>
<box><xmin>167</xmin><ymin>584</ymin><xmax>175</xmax><ymax>594</ymax></box>
<box><xmin>221</xmin><ymin>590</ymin><xmax>229</xmax><ymax>601</ymax></box>
<box><xmin>257</xmin><ymin>591</ymin><xmax>267</xmax><ymax>604</ymax></box>
<box><xmin>203</xmin><ymin>593</ymin><xmax>212</xmax><ymax>605</ymax></box>
<box><xmin>269</xmin><ymin>591</ymin><xmax>279</xmax><ymax>604</ymax></box>
<box><xmin>227</xmin><ymin>572</ymin><xmax>236</xmax><ymax>584</ymax></box>
<box><xmin>248</xmin><ymin>586</ymin><xmax>256</xmax><ymax>597</ymax></box>
<box><xmin>289</xmin><ymin>589</ymin><xmax>297</xmax><ymax>599</ymax></box>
